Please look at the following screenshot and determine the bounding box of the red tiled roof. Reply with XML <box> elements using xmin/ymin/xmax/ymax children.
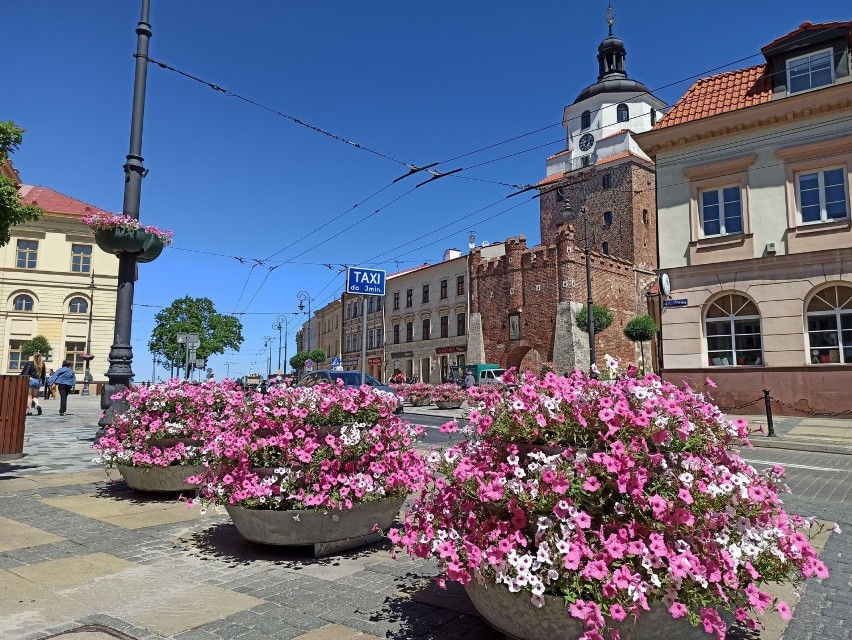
<box><xmin>17</xmin><ymin>185</ymin><xmax>107</xmax><ymax>216</ymax></box>
<box><xmin>537</xmin><ymin>172</ymin><xmax>567</xmax><ymax>187</ymax></box>
<box><xmin>546</xmin><ymin>149</ymin><xmax>572</xmax><ymax>160</ymax></box>
<box><xmin>654</xmin><ymin>65</ymin><xmax>772</xmax><ymax>129</ymax></box>
<box><xmin>537</xmin><ymin>151</ymin><xmax>650</xmax><ymax>187</ymax></box>
<box><xmin>761</xmin><ymin>21</ymin><xmax>852</xmax><ymax>52</ymax></box>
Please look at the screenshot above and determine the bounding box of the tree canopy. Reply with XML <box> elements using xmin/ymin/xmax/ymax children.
<box><xmin>0</xmin><ymin>121</ymin><xmax>43</xmax><ymax>247</ymax></box>
<box><xmin>575</xmin><ymin>305</ymin><xmax>614</xmax><ymax>334</ymax></box>
<box><xmin>289</xmin><ymin>349</ymin><xmax>326</xmax><ymax>371</ymax></box>
<box><xmin>21</xmin><ymin>335</ymin><xmax>52</xmax><ymax>358</ymax></box>
<box><xmin>624</xmin><ymin>315</ymin><xmax>658</xmax><ymax>343</ymax></box>
<box><xmin>148</xmin><ymin>296</ymin><xmax>243</xmax><ymax>370</ymax></box>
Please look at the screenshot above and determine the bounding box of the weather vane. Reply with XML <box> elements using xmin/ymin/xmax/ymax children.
<box><xmin>606</xmin><ymin>2</ymin><xmax>615</xmax><ymax>36</ymax></box>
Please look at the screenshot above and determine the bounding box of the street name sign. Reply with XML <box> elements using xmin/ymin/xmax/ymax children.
<box><xmin>346</xmin><ymin>267</ymin><xmax>386</xmax><ymax>296</ymax></box>
<box><xmin>663</xmin><ymin>298</ymin><xmax>688</xmax><ymax>308</ymax></box>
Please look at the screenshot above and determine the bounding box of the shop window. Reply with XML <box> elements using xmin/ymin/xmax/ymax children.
<box><xmin>806</xmin><ymin>284</ymin><xmax>852</xmax><ymax>364</ymax></box>
<box><xmin>704</xmin><ymin>293</ymin><xmax>763</xmax><ymax>366</ymax></box>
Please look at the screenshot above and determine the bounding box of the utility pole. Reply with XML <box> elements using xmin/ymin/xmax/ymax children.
<box><xmin>81</xmin><ymin>271</ymin><xmax>95</xmax><ymax>396</ymax></box>
<box><xmin>264</xmin><ymin>336</ymin><xmax>273</xmax><ymax>379</ymax></box>
<box><xmin>583</xmin><ymin>207</ymin><xmax>597</xmax><ymax>378</ymax></box>
<box><xmin>98</xmin><ymin>0</ymin><xmax>152</xmax><ymax>433</ymax></box>
<box><xmin>273</xmin><ymin>315</ymin><xmax>289</xmax><ymax>374</ymax></box>
<box><xmin>297</xmin><ymin>291</ymin><xmax>312</xmax><ymax>351</ymax></box>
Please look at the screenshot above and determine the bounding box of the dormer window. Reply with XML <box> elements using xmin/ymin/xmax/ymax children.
<box><xmin>787</xmin><ymin>49</ymin><xmax>834</xmax><ymax>94</ymax></box>
<box><xmin>616</xmin><ymin>103</ymin><xmax>629</xmax><ymax>123</ymax></box>
<box><xmin>581</xmin><ymin>110</ymin><xmax>591</xmax><ymax>129</ymax></box>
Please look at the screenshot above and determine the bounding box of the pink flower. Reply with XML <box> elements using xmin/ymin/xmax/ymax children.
<box><xmin>668</xmin><ymin>602</ymin><xmax>688</xmax><ymax>619</ymax></box>
<box><xmin>776</xmin><ymin>601</ymin><xmax>792</xmax><ymax>621</ymax></box>
<box><xmin>583</xmin><ymin>476</ymin><xmax>601</xmax><ymax>492</ymax></box>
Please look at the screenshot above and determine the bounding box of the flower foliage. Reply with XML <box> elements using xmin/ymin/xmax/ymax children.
<box><xmin>190</xmin><ymin>382</ymin><xmax>427</xmax><ymax>511</ymax></box>
<box><xmin>93</xmin><ymin>379</ymin><xmax>243</xmax><ymax>468</ymax></box>
<box><xmin>403</xmin><ymin>382</ymin><xmax>433</xmax><ymax>405</ymax></box>
<box><xmin>431</xmin><ymin>383</ymin><xmax>467</xmax><ymax>403</ymax></box>
<box><xmin>391</xmin><ymin>367</ymin><xmax>830</xmax><ymax>639</ymax></box>
<box><xmin>82</xmin><ymin>211</ymin><xmax>174</xmax><ymax>246</ymax></box>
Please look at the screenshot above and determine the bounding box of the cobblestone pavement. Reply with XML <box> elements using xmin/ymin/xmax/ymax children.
<box><xmin>0</xmin><ymin>398</ymin><xmax>849</xmax><ymax>639</ymax></box>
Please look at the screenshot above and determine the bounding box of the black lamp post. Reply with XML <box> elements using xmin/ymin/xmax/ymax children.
<box><xmin>273</xmin><ymin>315</ymin><xmax>289</xmax><ymax>374</ymax></box>
<box><xmin>582</xmin><ymin>206</ymin><xmax>597</xmax><ymax>379</ymax></box>
<box><xmin>98</xmin><ymin>0</ymin><xmax>152</xmax><ymax>432</ymax></box>
<box><xmin>264</xmin><ymin>336</ymin><xmax>273</xmax><ymax>379</ymax></box>
<box><xmin>81</xmin><ymin>271</ymin><xmax>96</xmax><ymax>396</ymax></box>
<box><xmin>297</xmin><ymin>291</ymin><xmax>312</xmax><ymax>351</ymax></box>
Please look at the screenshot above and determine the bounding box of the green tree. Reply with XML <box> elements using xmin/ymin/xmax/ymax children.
<box><xmin>308</xmin><ymin>348</ymin><xmax>327</xmax><ymax>363</ymax></box>
<box><xmin>21</xmin><ymin>335</ymin><xmax>52</xmax><ymax>358</ymax></box>
<box><xmin>148</xmin><ymin>296</ymin><xmax>244</xmax><ymax>372</ymax></box>
<box><xmin>575</xmin><ymin>305</ymin><xmax>614</xmax><ymax>334</ymax></box>
<box><xmin>624</xmin><ymin>315</ymin><xmax>658</xmax><ymax>374</ymax></box>
<box><xmin>289</xmin><ymin>351</ymin><xmax>310</xmax><ymax>371</ymax></box>
<box><xmin>0</xmin><ymin>122</ymin><xmax>42</xmax><ymax>247</ymax></box>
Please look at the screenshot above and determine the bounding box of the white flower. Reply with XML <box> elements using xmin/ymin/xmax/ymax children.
<box><xmin>678</xmin><ymin>472</ymin><xmax>694</xmax><ymax>485</ymax></box>
<box><xmin>531</xmin><ymin>594</ymin><xmax>545</xmax><ymax>607</ymax></box>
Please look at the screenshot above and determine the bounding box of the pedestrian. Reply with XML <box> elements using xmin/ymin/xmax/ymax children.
<box><xmin>463</xmin><ymin>372</ymin><xmax>476</xmax><ymax>389</ymax></box>
<box><xmin>44</xmin><ymin>369</ymin><xmax>54</xmax><ymax>399</ymax></box>
<box><xmin>47</xmin><ymin>361</ymin><xmax>77</xmax><ymax>416</ymax></box>
<box><xmin>19</xmin><ymin>353</ymin><xmax>46</xmax><ymax>416</ymax></box>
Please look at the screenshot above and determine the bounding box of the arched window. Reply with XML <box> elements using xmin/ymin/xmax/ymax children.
<box><xmin>704</xmin><ymin>293</ymin><xmax>763</xmax><ymax>366</ymax></box>
<box><xmin>581</xmin><ymin>110</ymin><xmax>591</xmax><ymax>129</ymax></box>
<box><xmin>806</xmin><ymin>284</ymin><xmax>852</xmax><ymax>364</ymax></box>
<box><xmin>13</xmin><ymin>294</ymin><xmax>33</xmax><ymax>311</ymax></box>
<box><xmin>617</xmin><ymin>103</ymin><xmax>629</xmax><ymax>123</ymax></box>
<box><xmin>69</xmin><ymin>297</ymin><xmax>88</xmax><ymax>314</ymax></box>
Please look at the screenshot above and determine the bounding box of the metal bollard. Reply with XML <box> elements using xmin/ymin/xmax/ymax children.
<box><xmin>763</xmin><ymin>389</ymin><xmax>776</xmax><ymax>437</ymax></box>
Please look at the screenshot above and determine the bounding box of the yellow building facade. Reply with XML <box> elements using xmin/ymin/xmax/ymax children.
<box><xmin>0</xmin><ymin>165</ymin><xmax>118</xmax><ymax>388</ymax></box>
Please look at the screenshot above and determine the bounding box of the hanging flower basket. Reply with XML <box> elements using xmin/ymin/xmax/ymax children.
<box><xmin>83</xmin><ymin>211</ymin><xmax>173</xmax><ymax>264</ymax></box>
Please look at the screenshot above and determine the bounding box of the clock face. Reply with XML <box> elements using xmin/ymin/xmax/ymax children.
<box><xmin>578</xmin><ymin>133</ymin><xmax>595</xmax><ymax>152</ymax></box>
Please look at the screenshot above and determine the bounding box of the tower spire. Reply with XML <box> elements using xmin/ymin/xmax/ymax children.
<box><xmin>606</xmin><ymin>3</ymin><xmax>614</xmax><ymax>36</ymax></box>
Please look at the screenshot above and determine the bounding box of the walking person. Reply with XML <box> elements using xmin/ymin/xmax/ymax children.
<box><xmin>47</xmin><ymin>362</ymin><xmax>77</xmax><ymax>416</ymax></box>
<box><xmin>20</xmin><ymin>353</ymin><xmax>46</xmax><ymax>416</ymax></box>
<box><xmin>44</xmin><ymin>369</ymin><xmax>54</xmax><ymax>399</ymax></box>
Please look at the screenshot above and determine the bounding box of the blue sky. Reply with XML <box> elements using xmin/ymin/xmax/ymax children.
<box><xmin>3</xmin><ymin>1</ymin><xmax>849</xmax><ymax>380</ymax></box>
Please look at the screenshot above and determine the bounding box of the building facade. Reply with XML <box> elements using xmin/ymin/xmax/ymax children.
<box><xmin>341</xmin><ymin>290</ymin><xmax>385</xmax><ymax>379</ymax></box>
<box><xmin>313</xmin><ymin>299</ymin><xmax>341</xmax><ymax>370</ymax></box>
<box><xmin>635</xmin><ymin>21</ymin><xmax>852</xmax><ymax>413</ymax></box>
<box><xmin>0</xmin><ymin>170</ymin><xmax>118</xmax><ymax>389</ymax></box>
<box><xmin>385</xmin><ymin>254</ymin><xmax>469</xmax><ymax>383</ymax></box>
<box><xmin>469</xmin><ymin>19</ymin><xmax>661</xmax><ymax>373</ymax></box>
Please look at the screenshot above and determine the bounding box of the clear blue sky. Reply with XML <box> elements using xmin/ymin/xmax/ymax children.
<box><xmin>3</xmin><ymin>1</ymin><xmax>848</xmax><ymax>379</ymax></box>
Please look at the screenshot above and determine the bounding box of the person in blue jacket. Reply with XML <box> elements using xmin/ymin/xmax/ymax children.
<box><xmin>47</xmin><ymin>361</ymin><xmax>77</xmax><ymax>416</ymax></box>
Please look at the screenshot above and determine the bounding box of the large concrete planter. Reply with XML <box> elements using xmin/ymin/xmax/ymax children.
<box><xmin>117</xmin><ymin>464</ymin><xmax>203</xmax><ymax>492</ymax></box>
<box><xmin>225</xmin><ymin>496</ymin><xmax>405</xmax><ymax>557</ymax></box>
<box><xmin>435</xmin><ymin>401</ymin><xmax>464</xmax><ymax>409</ymax></box>
<box><xmin>466</xmin><ymin>579</ymin><xmax>732</xmax><ymax>640</ymax></box>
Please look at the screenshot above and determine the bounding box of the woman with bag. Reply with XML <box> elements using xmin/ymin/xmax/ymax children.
<box><xmin>20</xmin><ymin>353</ymin><xmax>46</xmax><ymax>416</ymax></box>
<box><xmin>47</xmin><ymin>361</ymin><xmax>77</xmax><ymax>416</ymax></box>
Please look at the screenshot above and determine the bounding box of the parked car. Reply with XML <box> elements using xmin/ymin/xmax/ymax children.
<box><xmin>297</xmin><ymin>370</ymin><xmax>404</xmax><ymax>414</ymax></box>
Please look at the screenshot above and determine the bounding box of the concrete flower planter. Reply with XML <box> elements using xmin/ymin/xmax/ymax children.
<box><xmin>466</xmin><ymin>579</ymin><xmax>732</xmax><ymax>640</ymax></box>
<box><xmin>225</xmin><ymin>496</ymin><xmax>405</xmax><ymax>557</ymax></box>
<box><xmin>117</xmin><ymin>464</ymin><xmax>203</xmax><ymax>492</ymax></box>
<box><xmin>435</xmin><ymin>401</ymin><xmax>464</xmax><ymax>409</ymax></box>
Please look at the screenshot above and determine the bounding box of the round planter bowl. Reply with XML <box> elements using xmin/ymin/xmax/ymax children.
<box><xmin>94</xmin><ymin>228</ymin><xmax>164</xmax><ymax>263</ymax></box>
<box><xmin>408</xmin><ymin>398</ymin><xmax>432</xmax><ymax>407</ymax></box>
<box><xmin>224</xmin><ymin>496</ymin><xmax>405</xmax><ymax>546</ymax></box>
<box><xmin>466</xmin><ymin>580</ymin><xmax>733</xmax><ymax>640</ymax></box>
<box><xmin>117</xmin><ymin>464</ymin><xmax>203</xmax><ymax>492</ymax></box>
<box><xmin>435</xmin><ymin>401</ymin><xmax>464</xmax><ymax>409</ymax></box>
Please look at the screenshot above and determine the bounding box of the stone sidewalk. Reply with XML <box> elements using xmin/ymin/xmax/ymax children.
<box><xmin>0</xmin><ymin>396</ymin><xmax>845</xmax><ymax>639</ymax></box>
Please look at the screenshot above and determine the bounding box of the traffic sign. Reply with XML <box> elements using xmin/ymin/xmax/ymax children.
<box><xmin>346</xmin><ymin>267</ymin><xmax>386</xmax><ymax>296</ymax></box>
<box><xmin>331</xmin><ymin>357</ymin><xmax>341</xmax><ymax>367</ymax></box>
<box><xmin>304</xmin><ymin>359</ymin><xmax>315</xmax><ymax>372</ymax></box>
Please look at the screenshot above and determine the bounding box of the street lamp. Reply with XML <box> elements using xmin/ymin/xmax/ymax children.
<box><xmin>581</xmin><ymin>206</ymin><xmax>597</xmax><ymax>378</ymax></box>
<box><xmin>81</xmin><ymin>271</ymin><xmax>96</xmax><ymax>396</ymax></box>
<box><xmin>272</xmin><ymin>315</ymin><xmax>289</xmax><ymax>374</ymax></box>
<box><xmin>264</xmin><ymin>336</ymin><xmax>273</xmax><ymax>378</ymax></box>
<box><xmin>297</xmin><ymin>291</ymin><xmax>312</xmax><ymax>351</ymax></box>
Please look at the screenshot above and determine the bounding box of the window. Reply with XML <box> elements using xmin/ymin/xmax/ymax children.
<box><xmin>787</xmin><ymin>49</ymin><xmax>834</xmax><ymax>94</ymax></box>
<box><xmin>13</xmin><ymin>294</ymin><xmax>33</xmax><ymax>311</ymax></box>
<box><xmin>393</xmin><ymin>324</ymin><xmax>400</xmax><ymax>344</ymax></box>
<box><xmin>701</xmin><ymin>186</ymin><xmax>742</xmax><ymax>236</ymax></box>
<box><xmin>705</xmin><ymin>294</ymin><xmax>763</xmax><ymax>366</ymax></box>
<box><xmin>376</xmin><ymin>297</ymin><xmax>382</xmax><ymax>311</ymax></box>
<box><xmin>797</xmin><ymin>168</ymin><xmax>848</xmax><ymax>223</ymax></box>
<box><xmin>616</xmin><ymin>103</ymin><xmax>629</xmax><ymax>123</ymax></box>
<box><xmin>69</xmin><ymin>297</ymin><xmax>88</xmax><ymax>314</ymax></box>
<box><xmin>581</xmin><ymin>110</ymin><xmax>591</xmax><ymax>129</ymax></box>
<box><xmin>440</xmin><ymin>315</ymin><xmax>449</xmax><ymax>338</ymax></box>
<box><xmin>346</xmin><ymin>334</ymin><xmax>351</xmax><ymax>352</ymax></box>
<box><xmin>422</xmin><ymin>284</ymin><xmax>429</xmax><ymax>304</ymax></box>
<box><xmin>406</xmin><ymin>289</ymin><xmax>413</xmax><ymax>307</ymax></box>
<box><xmin>603</xmin><ymin>211</ymin><xmax>613</xmax><ymax>226</ymax></box>
<box><xmin>601</xmin><ymin>242</ymin><xmax>610</xmax><ymax>255</ymax></box>
<box><xmin>457</xmin><ymin>275</ymin><xmax>465</xmax><ymax>296</ymax></box>
<box><xmin>440</xmin><ymin>279</ymin><xmax>448</xmax><ymax>299</ymax></box>
<box><xmin>457</xmin><ymin>313</ymin><xmax>466</xmax><ymax>336</ymax></box>
<box><xmin>8</xmin><ymin>340</ymin><xmax>25</xmax><ymax>371</ymax></box>
<box><xmin>368</xmin><ymin>297</ymin><xmax>374</xmax><ymax>313</ymax></box>
<box><xmin>422</xmin><ymin>318</ymin><xmax>431</xmax><ymax>340</ymax></box>
<box><xmin>556</xmin><ymin>189</ymin><xmax>564</xmax><ymax>202</ymax></box>
<box><xmin>650</xmin><ymin>110</ymin><xmax>657</xmax><ymax>127</ymax></box>
<box><xmin>806</xmin><ymin>284</ymin><xmax>852</xmax><ymax>364</ymax></box>
<box><xmin>71</xmin><ymin>244</ymin><xmax>92</xmax><ymax>273</ymax></box>
<box><xmin>642</xmin><ymin>209</ymin><xmax>649</xmax><ymax>225</ymax></box>
<box><xmin>65</xmin><ymin>341</ymin><xmax>86</xmax><ymax>372</ymax></box>
<box><xmin>16</xmin><ymin>240</ymin><xmax>38</xmax><ymax>269</ymax></box>
<box><xmin>602</xmin><ymin>174</ymin><xmax>612</xmax><ymax>189</ymax></box>
<box><xmin>346</xmin><ymin>304</ymin><xmax>351</xmax><ymax>320</ymax></box>
<box><xmin>368</xmin><ymin>329</ymin><xmax>374</xmax><ymax>350</ymax></box>
<box><xmin>406</xmin><ymin>322</ymin><xmax>413</xmax><ymax>342</ymax></box>
<box><xmin>509</xmin><ymin>314</ymin><xmax>521</xmax><ymax>340</ymax></box>
<box><xmin>376</xmin><ymin>328</ymin><xmax>382</xmax><ymax>347</ymax></box>
<box><xmin>393</xmin><ymin>292</ymin><xmax>400</xmax><ymax>310</ymax></box>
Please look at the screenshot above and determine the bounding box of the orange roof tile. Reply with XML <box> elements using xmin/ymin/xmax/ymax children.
<box><xmin>654</xmin><ymin>64</ymin><xmax>772</xmax><ymax>129</ymax></box>
<box><xmin>762</xmin><ymin>21</ymin><xmax>852</xmax><ymax>52</ymax></box>
<box><xmin>537</xmin><ymin>151</ymin><xmax>651</xmax><ymax>187</ymax></box>
<box><xmin>537</xmin><ymin>172</ymin><xmax>567</xmax><ymax>187</ymax></box>
<box><xmin>18</xmin><ymin>184</ymin><xmax>107</xmax><ymax>216</ymax></box>
<box><xmin>546</xmin><ymin>149</ymin><xmax>572</xmax><ymax>160</ymax></box>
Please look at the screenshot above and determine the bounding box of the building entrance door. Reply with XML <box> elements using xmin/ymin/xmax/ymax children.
<box><xmin>420</xmin><ymin>357</ymin><xmax>431</xmax><ymax>383</ymax></box>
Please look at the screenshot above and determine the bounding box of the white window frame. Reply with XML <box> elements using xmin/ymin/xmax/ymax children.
<box><xmin>13</xmin><ymin>294</ymin><xmax>34</xmax><ymax>312</ymax></box>
<box><xmin>71</xmin><ymin>244</ymin><xmax>92</xmax><ymax>273</ymax></box>
<box><xmin>795</xmin><ymin>166</ymin><xmax>849</xmax><ymax>224</ymax></box>
<box><xmin>699</xmin><ymin>185</ymin><xmax>743</xmax><ymax>237</ymax></box>
<box><xmin>704</xmin><ymin>294</ymin><xmax>764</xmax><ymax>367</ymax></box>
<box><xmin>16</xmin><ymin>239</ymin><xmax>38</xmax><ymax>269</ymax></box>
<box><xmin>786</xmin><ymin>48</ymin><xmax>835</xmax><ymax>95</ymax></box>
<box><xmin>806</xmin><ymin>285</ymin><xmax>852</xmax><ymax>365</ymax></box>
<box><xmin>69</xmin><ymin>297</ymin><xmax>89</xmax><ymax>314</ymax></box>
